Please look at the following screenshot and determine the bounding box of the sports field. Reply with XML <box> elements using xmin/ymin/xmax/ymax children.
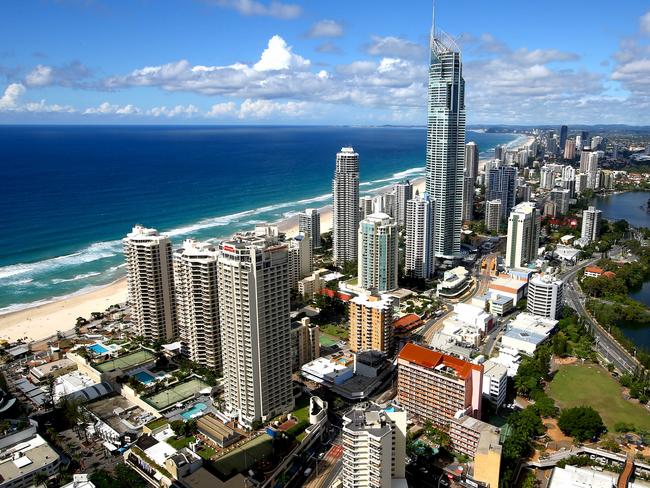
<box><xmin>548</xmin><ymin>363</ymin><xmax>650</xmax><ymax>432</ymax></box>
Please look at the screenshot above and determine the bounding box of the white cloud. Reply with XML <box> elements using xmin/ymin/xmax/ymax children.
<box><xmin>25</xmin><ymin>65</ymin><xmax>54</xmax><ymax>87</ymax></box>
<box><xmin>641</xmin><ymin>11</ymin><xmax>650</xmax><ymax>35</ymax></box>
<box><xmin>206</xmin><ymin>0</ymin><xmax>301</xmax><ymax>19</ymax></box>
<box><xmin>305</xmin><ymin>20</ymin><xmax>343</xmax><ymax>39</ymax></box>
<box><xmin>148</xmin><ymin>104</ymin><xmax>199</xmax><ymax>117</ymax></box>
<box><xmin>238</xmin><ymin>98</ymin><xmax>307</xmax><ymax>118</ymax></box>
<box><xmin>253</xmin><ymin>35</ymin><xmax>309</xmax><ymax>71</ymax></box>
<box><xmin>84</xmin><ymin>102</ymin><xmax>142</xmax><ymax>115</ymax></box>
<box><xmin>0</xmin><ymin>83</ymin><xmax>26</xmax><ymax>109</ymax></box>
<box><xmin>206</xmin><ymin>102</ymin><xmax>237</xmax><ymax>117</ymax></box>
<box><xmin>365</xmin><ymin>36</ymin><xmax>426</xmax><ymax>60</ymax></box>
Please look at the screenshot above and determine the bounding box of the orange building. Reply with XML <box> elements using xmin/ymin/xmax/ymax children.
<box><xmin>348</xmin><ymin>294</ymin><xmax>394</xmax><ymax>355</ymax></box>
<box><xmin>397</xmin><ymin>343</ymin><xmax>483</xmax><ymax>428</ymax></box>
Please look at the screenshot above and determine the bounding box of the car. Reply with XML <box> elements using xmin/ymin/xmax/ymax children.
<box><xmin>303</xmin><ymin>467</ymin><xmax>313</xmax><ymax>477</ymax></box>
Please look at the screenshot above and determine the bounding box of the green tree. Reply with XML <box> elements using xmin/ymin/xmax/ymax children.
<box><xmin>558</xmin><ymin>406</ymin><xmax>605</xmax><ymax>442</ymax></box>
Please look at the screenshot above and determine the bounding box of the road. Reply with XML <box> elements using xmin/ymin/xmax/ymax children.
<box><xmin>560</xmin><ymin>252</ymin><xmax>641</xmax><ymax>374</ymax></box>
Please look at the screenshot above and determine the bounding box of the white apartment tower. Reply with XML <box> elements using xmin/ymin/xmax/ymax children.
<box><xmin>359</xmin><ymin>196</ymin><xmax>374</xmax><ymax>220</ymax></box>
<box><xmin>465</xmin><ymin>141</ymin><xmax>479</xmax><ymax>181</ymax></box>
<box><xmin>341</xmin><ymin>404</ymin><xmax>407</xmax><ymax>488</ymax></box>
<box><xmin>173</xmin><ymin>239</ymin><xmax>221</xmax><ymax>373</ymax></box>
<box><xmin>462</xmin><ymin>171</ymin><xmax>474</xmax><ymax>222</ymax></box>
<box><xmin>298</xmin><ymin>208</ymin><xmax>321</xmax><ymax>250</ymax></box>
<box><xmin>527</xmin><ymin>274</ymin><xmax>564</xmax><ymax>319</ymax></box>
<box><xmin>217</xmin><ymin>234</ymin><xmax>294</xmax><ymax>426</ymax></box>
<box><xmin>505</xmin><ymin>202</ymin><xmax>541</xmax><ymax>269</ymax></box>
<box><xmin>426</xmin><ymin>23</ymin><xmax>466</xmax><ymax>258</ymax></box>
<box><xmin>405</xmin><ymin>193</ymin><xmax>435</xmax><ymax>279</ymax></box>
<box><xmin>581</xmin><ymin>206</ymin><xmax>602</xmax><ymax>244</ymax></box>
<box><xmin>287</xmin><ymin>233</ymin><xmax>312</xmax><ymax>289</ymax></box>
<box><xmin>484</xmin><ymin>199</ymin><xmax>502</xmax><ymax>233</ymax></box>
<box><xmin>393</xmin><ymin>180</ymin><xmax>413</xmax><ymax>227</ymax></box>
<box><xmin>333</xmin><ymin>147</ymin><xmax>360</xmax><ymax>265</ymax></box>
<box><xmin>358</xmin><ymin>213</ymin><xmax>399</xmax><ymax>293</ymax></box>
<box><xmin>123</xmin><ymin>225</ymin><xmax>176</xmax><ymax>342</ymax></box>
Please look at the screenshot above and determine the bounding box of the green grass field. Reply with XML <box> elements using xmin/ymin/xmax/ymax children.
<box><xmin>211</xmin><ymin>434</ymin><xmax>273</xmax><ymax>477</ymax></box>
<box><xmin>548</xmin><ymin>363</ymin><xmax>650</xmax><ymax>432</ymax></box>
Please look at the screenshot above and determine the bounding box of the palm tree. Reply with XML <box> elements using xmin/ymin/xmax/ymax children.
<box><xmin>33</xmin><ymin>471</ymin><xmax>49</xmax><ymax>487</ymax></box>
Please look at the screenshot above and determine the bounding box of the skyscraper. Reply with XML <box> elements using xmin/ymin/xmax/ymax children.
<box><xmin>393</xmin><ymin>180</ymin><xmax>413</xmax><ymax>227</ymax></box>
<box><xmin>174</xmin><ymin>239</ymin><xmax>221</xmax><ymax>373</ymax></box>
<box><xmin>563</xmin><ymin>139</ymin><xmax>576</xmax><ymax>160</ymax></box>
<box><xmin>287</xmin><ymin>233</ymin><xmax>312</xmax><ymax>289</ymax></box>
<box><xmin>405</xmin><ymin>193</ymin><xmax>435</xmax><ymax>279</ymax></box>
<box><xmin>550</xmin><ymin>187</ymin><xmax>571</xmax><ymax>215</ymax></box>
<box><xmin>359</xmin><ymin>196</ymin><xmax>374</xmax><ymax>220</ymax></box>
<box><xmin>333</xmin><ymin>147</ymin><xmax>360</xmax><ymax>266</ymax></box>
<box><xmin>559</xmin><ymin>125</ymin><xmax>568</xmax><ymax>152</ymax></box>
<box><xmin>341</xmin><ymin>403</ymin><xmax>407</xmax><ymax>488</ymax></box>
<box><xmin>217</xmin><ymin>234</ymin><xmax>294</xmax><ymax>426</ymax></box>
<box><xmin>462</xmin><ymin>171</ymin><xmax>474</xmax><ymax>222</ymax></box>
<box><xmin>426</xmin><ymin>22</ymin><xmax>466</xmax><ymax>258</ymax></box>
<box><xmin>486</xmin><ymin>165</ymin><xmax>517</xmax><ymax>218</ymax></box>
<box><xmin>123</xmin><ymin>225</ymin><xmax>176</xmax><ymax>342</ymax></box>
<box><xmin>505</xmin><ymin>202</ymin><xmax>540</xmax><ymax>269</ymax></box>
<box><xmin>465</xmin><ymin>141</ymin><xmax>479</xmax><ymax>180</ymax></box>
<box><xmin>494</xmin><ymin>145</ymin><xmax>505</xmax><ymax>162</ymax></box>
<box><xmin>358</xmin><ymin>213</ymin><xmax>398</xmax><ymax>292</ymax></box>
<box><xmin>581</xmin><ymin>206</ymin><xmax>602</xmax><ymax>243</ymax></box>
<box><xmin>484</xmin><ymin>199</ymin><xmax>502</xmax><ymax>232</ymax></box>
<box><xmin>298</xmin><ymin>208</ymin><xmax>321</xmax><ymax>250</ymax></box>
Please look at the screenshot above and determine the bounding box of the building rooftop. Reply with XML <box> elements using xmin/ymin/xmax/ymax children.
<box><xmin>93</xmin><ymin>349</ymin><xmax>156</xmax><ymax>373</ymax></box>
<box><xmin>548</xmin><ymin>464</ymin><xmax>617</xmax><ymax>488</ymax></box>
<box><xmin>489</xmin><ymin>277</ymin><xmax>527</xmax><ymax>294</ymax></box>
<box><xmin>54</xmin><ymin>371</ymin><xmax>112</xmax><ymax>403</ymax></box>
<box><xmin>482</xmin><ymin>360</ymin><xmax>507</xmax><ymax>378</ymax></box>
<box><xmin>86</xmin><ymin>395</ymin><xmax>154</xmax><ymax>434</ymax></box>
<box><xmin>30</xmin><ymin>358</ymin><xmax>76</xmax><ymax>379</ymax></box>
<box><xmin>398</xmin><ymin>343</ymin><xmax>482</xmax><ymax>380</ymax></box>
<box><xmin>0</xmin><ymin>433</ymin><xmax>60</xmax><ymax>484</ymax></box>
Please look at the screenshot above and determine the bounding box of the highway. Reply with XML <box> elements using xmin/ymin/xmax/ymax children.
<box><xmin>560</xmin><ymin>253</ymin><xmax>641</xmax><ymax>374</ymax></box>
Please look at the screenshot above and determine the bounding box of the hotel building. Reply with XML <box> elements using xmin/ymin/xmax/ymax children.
<box><xmin>333</xmin><ymin>147</ymin><xmax>360</xmax><ymax>265</ymax></box>
<box><xmin>123</xmin><ymin>225</ymin><xmax>176</xmax><ymax>342</ymax></box>
<box><xmin>173</xmin><ymin>239</ymin><xmax>221</xmax><ymax>373</ymax></box>
<box><xmin>217</xmin><ymin>233</ymin><xmax>294</xmax><ymax>426</ymax></box>
<box><xmin>348</xmin><ymin>294</ymin><xmax>394</xmax><ymax>355</ymax></box>
<box><xmin>397</xmin><ymin>343</ymin><xmax>483</xmax><ymax>428</ymax></box>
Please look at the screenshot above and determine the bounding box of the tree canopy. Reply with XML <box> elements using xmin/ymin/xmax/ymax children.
<box><xmin>558</xmin><ymin>406</ymin><xmax>605</xmax><ymax>442</ymax></box>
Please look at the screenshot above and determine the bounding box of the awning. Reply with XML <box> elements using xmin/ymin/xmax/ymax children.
<box><xmin>102</xmin><ymin>441</ymin><xmax>118</xmax><ymax>452</ymax></box>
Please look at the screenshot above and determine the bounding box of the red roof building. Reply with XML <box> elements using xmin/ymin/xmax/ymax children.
<box><xmin>393</xmin><ymin>314</ymin><xmax>423</xmax><ymax>334</ymax></box>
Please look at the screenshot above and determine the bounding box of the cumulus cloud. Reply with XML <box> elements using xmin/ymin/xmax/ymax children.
<box><xmin>24</xmin><ymin>61</ymin><xmax>91</xmax><ymax>88</ymax></box>
<box><xmin>0</xmin><ymin>83</ymin><xmax>26</xmax><ymax>109</ymax></box>
<box><xmin>238</xmin><ymin>98</ymin><xmax>307</xmax><ymax>118</ymax></box>
<box><xmin>84</xmin><ymin>102</ymin><xmax>142</xmax><ymax>115</ymax></box>
<box><xmin>206</xmin><ymin>101</ymin><xmax>237</xmax><ymax>117</ymax></box>
<box><xmin>148</xmin><ymin>104</ymin><xmax>200</xmax><ymax>117</ymax></box>
<box><xmin>365</xmin><ymin>36</ymin><xmax>426</xmax><ymax>60</ymax></box>
<box><xmin>253</xmin><ymin>35</ymin><xmax>310</xmax><ymax>71</ymax></box>
<box><xmin>203</xmin><ymin>0</ymin><xmax>301</xmax><ymax>19</ymax></box>
<box><xmin>0</xmin><ymin>82</ymin><xmax>75</xmax><ymax>113</ymax></box>
<box><xmin>305</xmin><ymin>20</ymin><xmax>343</xmax><ymax>39</ymax></box>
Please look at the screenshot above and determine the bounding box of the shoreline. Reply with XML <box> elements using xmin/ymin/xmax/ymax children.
<box><xmin>0</xmin><ymin>133</ymin><xmax>521</xmax><ymax>344</ymax></box>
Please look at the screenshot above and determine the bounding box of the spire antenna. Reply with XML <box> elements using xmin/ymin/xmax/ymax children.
<box><xmin>431</xmin><ymin>0</ymin><xmax>436</xmax><ymax>36</ymax></box>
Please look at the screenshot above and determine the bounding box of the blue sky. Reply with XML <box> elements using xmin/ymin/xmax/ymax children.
<box><xmin>0</xmin><ymin>0</ymin><xmax>649</xmax><ymax>125</ymax></box>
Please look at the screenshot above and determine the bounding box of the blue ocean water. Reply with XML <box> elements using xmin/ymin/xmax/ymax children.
<box><xmin>0</xmin><ymin>126</ymin><xmax>520</xmax><ymax>313</ymax></box>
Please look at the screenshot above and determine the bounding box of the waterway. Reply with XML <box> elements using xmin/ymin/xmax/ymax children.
<box><xmin>591</xmin><ymin>191</ymin><xmax>650</xmax><ymax>349</ymax></box>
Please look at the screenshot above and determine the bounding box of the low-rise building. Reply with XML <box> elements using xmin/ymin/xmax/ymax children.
<box><xmin>487</xmin><ymin>276</ymin><xmax>528</xmax><ymax>306</ymax></box>
<box><xmin>196</xmin><ymin>414</ymin><xmax>240</xmax><ymax>448</ymax></box>
<box><xmin>30</xmin><ymin>358</ymin><xmax>77</xmax><ymax>385</ymax></box>
<box><xmin>584</xmin><ymin>266</ymin><xmax>604</xmax><ymax>278</ymax></box>
<box><xmin>437</xmin><ymin>266</ymin><xmax>471</xmax><ymax>299</ymax></box>
<box><xmin>501</xmin><ymin>313</ymin><xmax>558</xmax><ymax>355</ymax></box>
<box><xmin>489</xmin><ymin>294</ymin><xmax>513</xmax><ymax>316</ymax></box>
<box><xmin>85</xmin><ymin>395</ymin><xmax>154</xmax><ymax>447</ymax></box>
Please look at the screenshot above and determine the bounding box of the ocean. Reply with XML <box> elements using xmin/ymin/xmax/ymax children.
<box><xmin>0</xmin><ymin>125</ymin><xmax>521</xmax><ymax>313</ymax></box>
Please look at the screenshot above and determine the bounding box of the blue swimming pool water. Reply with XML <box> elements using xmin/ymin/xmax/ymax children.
<box><xmin>181</xmin><ymin>402</ymin><xmax>207</xmax><ymax>420</ymax></box>
<box><xmin>88</xmin><ymin>344</ymin><xmax>109</xmax><ymax>354</ymax></box>
<box><xmin>133</xmin><ymin>371</ymin><xmax>156</xmax><ymax>384</ymax></box>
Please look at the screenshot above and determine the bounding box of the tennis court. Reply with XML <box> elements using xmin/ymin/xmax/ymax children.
<box><xmin>94</xmin><ymin>350</ymin><xmax>156</xmax><ymax>372</ymax></box>
<box><xmin>144</xmin><ymin>378</ymin><xmax>210</xmax><ymax>411</ymax></box>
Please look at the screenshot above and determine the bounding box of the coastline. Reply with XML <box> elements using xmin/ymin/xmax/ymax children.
<box><xmin>0</xmin><ymin>132</ymin><xmax>522</xmax><ymax>344</ymax></box>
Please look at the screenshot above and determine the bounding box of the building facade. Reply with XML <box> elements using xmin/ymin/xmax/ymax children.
<box><xmin>486</xmin><ymin>165</ymin><xmax>517</xmax><ymax>219</ymax></box>
<box><xmin>291</xmin><ymin>317</ymin><xmax>320</xmax><ymax>372</ymax></box>
<box><xmin>462</xmin><ymin>171</ymin><xmax>474</xmax><ymax>222</ymax></box>
<box><xmin>287</xmin><ymin>233</ymin><xmax>312</xmax><ymax>290</ymax></box>
<box><xmin>581</xmin><ymin>206</ymin><xmax>602</xmax><ymax>244</ymax></box>
<box><xmin>173</xmin><ymin>239</ymin><xmax>221</xmax><ymax>373</ymax></box>
<box><xmin>484</xmin><ymin>199</ymin><xmax>502</xmax><ymax>232</ymax></box>
<box><xmin>217</xmin><ymin>234</ymin><xmax>294</xmax><ymax>426</ymax></box>
<box><xmin>298</xmin><ymin>208</ymin><xmax>321</xmax><ymax>250</ymax></box>
<box><xmin>333</xmin><ymin>147</ymin><xmax>361</xmax><ymax>265</ymax></box>
<box><xmin>465</xmin><ymin>141</ymin><xmax>479</xmax><ymax>181</ymax></box>
<box><xmin>348</xmin><ymin>294</ymin><xmax>394</xmax><ymax>355</ymax></box>
<box><xmin>527</xmin><ymin>274</ymin><xmax>564</xmax><ymax>320</ymax></box>
<box><xmin>123</xmin><ymin>225</ymin><xmax>176</xmax><ymax>342</ymax></box>
<box><xmin>393</xmin><ymin>180</ymin><xmax>413</xmax><ymax>227</ymax></box>
<box><xmin>358</xmin><ymin>213</ymin><xmax>398</xmax><ymax>292</ymax></box>
<box><xmin>505</xmin><ymin>202</ymin><xmax>541</xmax><ymax>269</ymax></box>
<box><xmin>405</xmin><ymin>193</ymin><xmax>435</xmax><ymax>279</ymax></box>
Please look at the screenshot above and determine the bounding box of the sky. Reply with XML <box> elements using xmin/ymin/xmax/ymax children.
<box><xmin>0</xmin><ymin>0</ymin><xmax>649</xmax><ymax>125</ymax></box>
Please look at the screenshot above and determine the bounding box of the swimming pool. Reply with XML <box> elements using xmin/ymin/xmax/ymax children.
<box><xmin>133</xmin><ymin>371</ymin><xmax>157</xmax><ymax>384</ymax></box>
<box><xmin>181</xmin><ymin>402</ymin><xmax>207</xmax><ymax>420</ymax></box>
<box><xmin>88</xmin><ymin>344</ymin><xmax>109</xmax><ymax>354</ymax></box>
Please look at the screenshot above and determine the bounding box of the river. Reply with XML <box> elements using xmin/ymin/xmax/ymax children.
<box><xmin>591</xmin><ymin>191</ymin><xmax>650</xmax><ymax>348</ymax></box>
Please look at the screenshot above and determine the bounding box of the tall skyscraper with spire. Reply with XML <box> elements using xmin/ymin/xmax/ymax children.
<box><xmin>425</xmin><ymin>7</ymin><xmax>466</xmax><ymax>258</ymax></box>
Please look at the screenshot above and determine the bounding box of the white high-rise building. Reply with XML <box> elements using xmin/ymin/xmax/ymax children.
<box><xmin>586</xmin><ymin>152</ymin><xmax>600</xmax><ymax>189</ymax></box>
<box><xmin>287</xmin><ymin>233</ymin><xmax>312</xmax><ymax>290</ymax></box>
<box><xmin>426</xmin><ymin>25</ymin><xmax>466</xmax><ymax>258</ymax></box>
<box><xmin>393</xmin><ymin>180</ymin><xmax>413</xmax><ymax>227</ymax></box>
<box><xmin>298</xmin><ymin>208</ymin><xmax>321</xmax><ymax>250</ymax></box>
<box><xmin>581</xmin><ymin>206</ymin><xmax>602</xmax><ymax>244</ymax></box>
<box><xmin>333</xmin><ymin>147</ymin><xmax>360</xmax><ymax>265</ymax></box>
<box><xmin>358</xmin><ymin>213</ymin><xmax>398</xmax><ymax>292</ymax></box>
<box><xmin>217</xmin><ymin>234</ymin><xmax>294</xmax><ymax>426</ymax></box>
<box><xmin>579</xmin><ymin>149</ymin><xmax>592</xmax><ymax>173</ymax></box>
<box><xmin>174</xmin><ymin>239</ymin><xmax>221</xmax><ymax>373</ymax></box>
<box><xmin>405</xmin><ymin>193</ymin><xmax>435</xmax><ymax>279</ymax></box>
<box><xmin>505</xmin><ymin>202</ymin><xmax>540</xmax><ymax>269</ymax></box>
<box><xmin>575</xmin><ymin>172</ymin><xmax>589</xmax><ymax>195</ymax></box>
<box><xmin>123</xmin><ymin>225</ymin><xmax>176</xmax><ymax>342</ymax></box>
<box><xmin>485</xmin><ymin>199</ymin><xmax>502</xmax><ymax>232</ymax></box>
<box><xmin>462</xmin><ymin>171</ymin><xmax>474</xmax><ymax>222</ymax></box>
<box><xmin>341</xmin><ymin>403</ymin><xmax>406</xmax><ymax>488</ymax></box>
<box><xmin>465</xmin><ymin>141</ymin><xmax>479</xmax><ymax>180</ymax></box>
<box><xmin>527</xmin><ymin>275</ymin><xmax>564</xmax><ymax>320</ymax></box>
<box><xmin>359</xmin><ymin>196</ymin><xmax>374</xmax><ymax>220</ymax></box>
<box><xmin>550</xmin><ymin>187</ymin><xmax>571</xmax><ymax>215</ymax></box>
<box><xmin>540</xmin><ymin>166</ymin><xmax>555</xmax><ymax>190</ymax></box>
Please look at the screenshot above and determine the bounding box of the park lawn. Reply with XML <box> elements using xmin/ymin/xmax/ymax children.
<box><xmin>319</xmin><ymin>334</ymin><xmax>338</xmax><ymax>347</ymax></box>
<box><xmin>166</xmin><ymin>435</ymin><xmax>195</xmax><ymax>449</ymax></box>
<box><xmin>320</xmin><ymin>324</ymin><xmax>348</xmax><ymax>340</ymax></box>
<box><xmin>211</xmin><ymin>434</ymin><xmax>273</xmax><ymax>477</ymax></box>
<box><xmin>548</xmin><ymin>363</ymin><xmax>650</xmax><ymax>433</ymax></box>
